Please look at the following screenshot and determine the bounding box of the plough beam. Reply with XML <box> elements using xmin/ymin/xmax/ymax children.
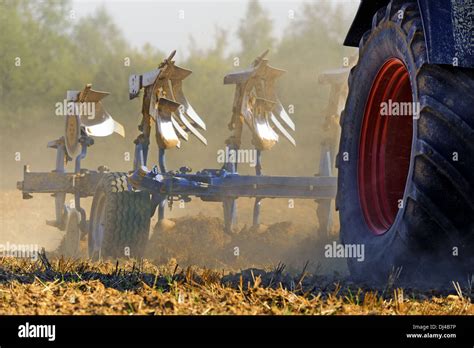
<box><xmin>129</xmin><ymin>167</ymin><xmax>337</xmax><ymax>200</ymax></box>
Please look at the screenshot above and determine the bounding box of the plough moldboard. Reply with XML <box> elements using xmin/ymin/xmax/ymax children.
<box><xmin>17</xmin><ymin>50</ymin><xmax>349</xmax><ymax>258</ymax></box>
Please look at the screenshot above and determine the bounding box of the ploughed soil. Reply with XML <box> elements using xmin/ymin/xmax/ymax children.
<box><xmin>145</xmin><ymin>214</ymin><xmax>336</xmax><ymax>273</ymax></box>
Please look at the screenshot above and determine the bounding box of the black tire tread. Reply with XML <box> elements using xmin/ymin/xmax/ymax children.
<box><xmin>90</xmin><ymin>172</ymin><xmax>150</xmax><ymax>259</ymax></box>
<box><xmin>337</xmin><ymin>0</ymin><xmax>474</xmax><ymax>282</ymax></box>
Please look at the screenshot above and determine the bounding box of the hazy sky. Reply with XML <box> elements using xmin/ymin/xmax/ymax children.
<box><xmin>71</xmin><ymin>0</ymin><xmax>359</xmax><ymax>60</ymax></box>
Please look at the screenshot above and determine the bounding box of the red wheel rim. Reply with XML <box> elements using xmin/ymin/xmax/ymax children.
<box><xmin>358</xmin><ymin>58</ymin><xmax>414</xmax><ymax>235</ymax></box>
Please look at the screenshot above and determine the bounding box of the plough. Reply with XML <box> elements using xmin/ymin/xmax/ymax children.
<box><xmin>17</xmin><ymin>50</ymin><xmax>348</xmax><ymax>258</ymax></box>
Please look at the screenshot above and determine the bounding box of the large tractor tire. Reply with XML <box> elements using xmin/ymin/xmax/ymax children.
<box><xmin>337</xmin><ymin>1</ymin><xmax>474</xmax><ymax>284</ymax></box>
<box><xmin>89</xmin><ymin>172</ymin><xmax>151</xmax><ymax>260</ymax></box>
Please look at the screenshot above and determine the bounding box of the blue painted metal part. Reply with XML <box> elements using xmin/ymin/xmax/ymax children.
<box><xmin>316</xmin><ymin>144</ymin><xmax>334</xmax><ymax>236</ymax></box>
<box><xmin>51</xmin><ymin>139</ymin><xmax>66</xmax><ymax>228</ymax></box>
<box><xmin>129</xmin><ymin>136</ymin><xmax>337</xmax><ymax>233</ymax></box>
<box><xmin>134</xmin><ymin>141</ymin><xmax>148</xmax><ymax>170</ymax></box>
<box><xmin>156</xmin><ymin>148</ymin><xmax>168</xmax><ymax>221</ymax></box>
<box><xmin>135</xmin><ymin>137</ymin><xmax>168</xmax><ymax>220</ymax></box>
<box><xmin>158</xmin><ymin>148</ymin><xmax>167</xmax><ymax>173</ymax></box>
<box><xmin>129</xmin><ymin>167</ymin><xmax>337</xmax><ymax>201</ymax></box>
<box><xmin>252</xmin><ymin>149</ymin><xmax>263</xmax><ymax>226</ymax></box>
<box><xmin>74</xmin><ymin>139</ymin><xmax>90</xmax><ymax>234</ymax></box>
<box><xmin>222</xmin><ymin>144</ymin><xmax>238</xmax><ymax>233</ymax></box>
<box><xmin>344</xmin><ymin>0</ymin><xmax>474</xmax><ymax>68</ymax></box>
<box><xmin>130</xmin><ymin>162</ymin><xmax>335</xmax><ymax>234</ymax></box>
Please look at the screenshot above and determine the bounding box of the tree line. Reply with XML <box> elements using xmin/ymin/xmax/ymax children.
<box><xmin>0</xmin><ymin>0</ymin><xmax>355</xmax><ymax>187</ymax></box>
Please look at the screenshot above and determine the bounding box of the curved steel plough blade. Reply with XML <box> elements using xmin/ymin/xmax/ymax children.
<box><xmin>130</xmin><ymin>51</ymin><xmax>207</xmax><ymax>149</ymax></box>
<box><xmin>224</xmin><ymin>50</ymin><xmax>295</xmax><ymax>150</ymax></box>
<box><xmin>65</xmin><ymin>85</ymin><xmax>125</xmax><ymax>156</ymax></box>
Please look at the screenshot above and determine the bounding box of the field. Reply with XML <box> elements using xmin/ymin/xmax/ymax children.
<box><xmin>0</xmin><ymin>256</ymin><xmax>472</xmax><ymax>315</ymax></box>
<box><xmin>1</xmin><ymin>191</ymin><xmax>473</xmax><ymax>315</ymax></box>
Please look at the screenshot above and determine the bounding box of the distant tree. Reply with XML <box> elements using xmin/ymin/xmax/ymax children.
<box><xmin>0</xmin><ymin>0</ymin><xmax>75</xmax><ymax>126</ymax></box>
<box><xmin>237</xmin><ymin>0</ymin><xmax>274</xmax><ymax>62</ymax></box>
<box><xmin>178</xmin><ymin>27</ymin><xmax>234</xmax><ymax>168</ymax></box>
<box><xmin>264</xmin><ymin>1</ymin><xmax>355</xmax><ymax>175</ymax></box>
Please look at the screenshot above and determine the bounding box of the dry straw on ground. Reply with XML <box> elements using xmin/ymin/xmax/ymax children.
<box><xmin>0</xmin><ymin>254</ymin><xmax>472</xmax><ymax>315</ymax></box>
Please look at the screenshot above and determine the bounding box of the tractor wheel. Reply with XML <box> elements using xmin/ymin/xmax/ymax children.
<box><xmin>89</xmin><ymin>172</ymin><xmax>151</xmax><ymax>260</ymax></box>
<box><xmin>337</xmin><ymin>1</ymin><xmax>474</xmax><ymax>284</ymax></box>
